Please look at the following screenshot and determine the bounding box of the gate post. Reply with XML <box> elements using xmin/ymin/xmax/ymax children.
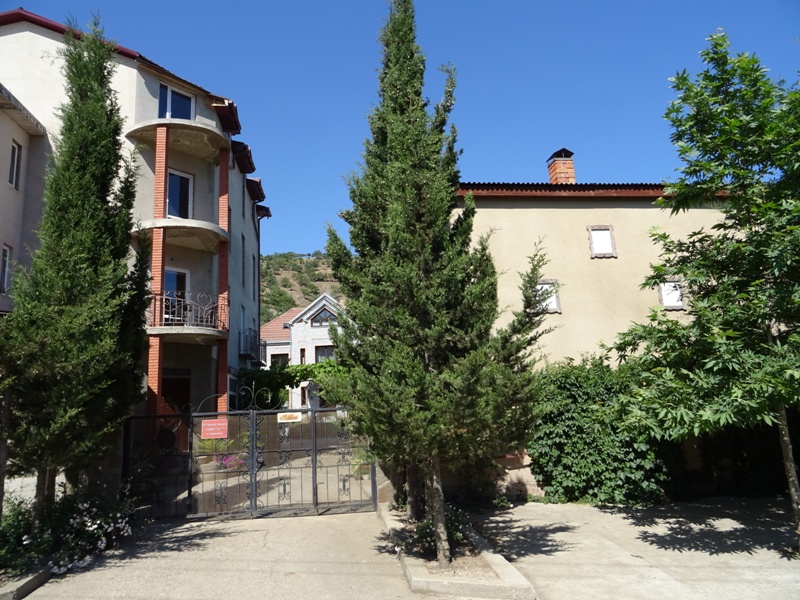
<box><xmin>187</xmin><ymin>409</ymin><xmax>194</xmax><ymax>515</ymax></box>
<box><xmin>310</xmin><ymin>405</ymin><xmax>318</xmax><ymax>512</ymax></box>
<box><xmin>248</xmin><ymin>406</ymin><xmax>259</xmax><ymax>516</ymax></box>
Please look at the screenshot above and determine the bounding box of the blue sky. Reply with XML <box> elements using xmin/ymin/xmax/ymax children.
<box><xmin>8</xmin><ymin>0</ymin><xmax>800</xmax><ymax>255</ymax></box>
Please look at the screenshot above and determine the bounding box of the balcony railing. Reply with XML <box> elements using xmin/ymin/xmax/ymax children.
<box><xmin>239</xmin><ymin>327</ymin><xmax>260</xmax><ymax>361</ymax></box>
<box><xmin>147</xmin><ymin>292</ymin><xmax>229</xmax><ymax>331</ymax></box>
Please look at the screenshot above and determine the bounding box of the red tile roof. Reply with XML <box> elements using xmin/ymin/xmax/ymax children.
<box><xmin>260</xmin><ymin>307</ymin><xmax>303</xmax><ymax>342</ymax></box>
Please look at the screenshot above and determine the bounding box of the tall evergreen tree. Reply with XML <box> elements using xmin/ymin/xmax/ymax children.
<box><xmin>326</xmin><ymin>0</ymin><xmax>549</xmax><ymax>565</ymax></box>
<box><xmin>0</xmin><ymin>19</ymin><xmax>148</xmax><ymax>516</ymax></box>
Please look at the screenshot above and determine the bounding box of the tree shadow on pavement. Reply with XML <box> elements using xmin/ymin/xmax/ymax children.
<box><xmin>74</xmin><ymin>518</ymin><xmax>239</xmax><ymax>573</ymax></box>
<box><xmin>472</xmin><ymin>513</ymin><xmax>576</xmax><ymax>561</ymax></box>
<box><xmin>598</xmin><ymin>496</ymin><xmax>795</xmax><ymax>556</ymax></box>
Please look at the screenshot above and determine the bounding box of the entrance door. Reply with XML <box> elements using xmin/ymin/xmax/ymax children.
<box><xmin>162</xmin><ymin>377</ymin><xmax>191</xmax><ymax>451</ymax></box>
<box><xmin>164</xmin><ymin>269</ymin><xmax>189</xmax><ymax>324</ymax></box>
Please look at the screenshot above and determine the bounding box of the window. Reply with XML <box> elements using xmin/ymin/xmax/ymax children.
<box><xmin>1</xmin><ymin>245</ymin><xmax>11</xmax><ymax>293</ymax></box>
<box><xmin>271</xmin><ymin>353</ymin><xmax>289</xmax><ymax>368</ymax></box>
<box><xmin>299</xmin><ymin>348</ymin><xmax>306</xmax><ymax>365</ymax></box>
<box><xmin>8</xmin><ymin>140</ymin><xmax>21</xmax><ymax>190</ymax></box>
<box><xmin>536</xmin><ymin>279</ymin><xmax>561</xmax><ymax>313</ymax></box>
<box><xmin>311</xmin><ymin>308</ymin><xmax>337</xmax><ymax>327</ymax></box>
<box><xmin>241</xmin><ymin>234</ymin><xmax>246</xmax><ymax>285</ymax></box>
<box><xmin>252</xmin><ymin>255</ymin><xmax>257</xmax><ymax>301</ymax></box>
<box><xmin>228</xmin><ymin>375</ymin><xmax>239</xmax><ymax>410</ymax></box>
<box><xmin>315</xmin><ymin>345</ymin><xmax>335</xmax><ymax>362</ymax></box>
<box><xmin>587</xmin><ymin>225</ymin><xmax>617</xmax><ymax>258</ymax></box>
<box><xmin>659</xmin><ymin>281</ymin><xmax>685</xmax><ymax>311</ymax></box>
<box><xmin>167</xmin><ymin>170</ymin><xmax>193</xmax><ymax>218</ymax></box>
<box><xmin>158</xmin><ymin>84</ymin><xmax>193</xmax><ymax>119</ymax></box>
<box><xmin>300</xmin><ymin>386</ymin><xmax>307</xmax><ymax>407</ymax></box>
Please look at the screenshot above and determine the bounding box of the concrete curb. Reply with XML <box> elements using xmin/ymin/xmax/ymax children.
<box><xmin>377</xmin><ymin>503</ymin><xmax>535</xmax><ymax>600</ymax></box>
<box><xmin>0</xmin><ymin>567</ymin><xmax>51</xmax><ymax>600</ymax></box>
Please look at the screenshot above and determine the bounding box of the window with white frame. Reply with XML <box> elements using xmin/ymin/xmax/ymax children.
<box><xmin>8</xmin><ymin>140</ymin><xmax>21</xmax><ymax>190</ymax></box>
<box><xmin>158</xmin><ymin>84</ymin><xmax>193</xmax><ymax>120</ymax></box>
<box><xmin>536</xmin><ymin>279</ymin><xmax>561</xmax><ymax>313</ymax></box>
<box><xmin>1</xmin><ymin>245</ymin><xmax>11</xmax><ymax>293</ymax></box>
<box><xmin>587</xmin><ymin>225</ymin><xmax>617</xmax><ymax>258</ymax></box>
<box><xmin>659</xmin><ymin>281</ymin><xmax>685</xmax><ymax>311</ymax></box>
<box><xmin>167</xmin><ymin>170</ymin><xmax>193</xmax><ymax>218</ymax></box>
<box><xmin>311</xmin><ymin>308</ymin><xmax>337</xmax><ymax>327</ymax></box>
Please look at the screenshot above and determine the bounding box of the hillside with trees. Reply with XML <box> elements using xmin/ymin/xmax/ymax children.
<box><xmin>259</xmin><ymin>251</ymin><xmax>341</xmax><ymax>324</ymax></box>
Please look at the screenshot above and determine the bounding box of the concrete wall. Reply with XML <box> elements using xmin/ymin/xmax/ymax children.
<box><xmin>471</xmin><ymin>196</ymin><xmax>720</xmax><ymax>362</ymax></box>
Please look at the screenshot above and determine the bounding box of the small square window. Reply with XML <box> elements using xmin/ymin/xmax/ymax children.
<box><xmin>588</xmin><ymin>225</ymin><xmax>617</xmax><ymax>258</ymax></box>
<box><xmin>271</xmin><ymin>353</ymin><xmax>289</xmax><ymax>368</ymax></box>
<box><xmin>659</xmin><ymin>281</ymin><xmax>685</xmax><ymax>311</ymax></box>
<box><xmin>536</xmin><ymin>279</ymin><xmax>561</xmax><ymax>314</ymax></box>
<box><xmin>8</xmin><ymin>140</ymin><xmax>21</xmax><ymax>190</ymax></box>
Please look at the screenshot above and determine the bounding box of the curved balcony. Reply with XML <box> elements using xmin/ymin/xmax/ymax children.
<box><xmin>146</xmin><ymin>292</ymin><xmax>229</xmax><ymax>343</ymax></box>
<box><xmin>134</xmin><ymin>218</ymin><xmax>228</xmax><ymax>253</ymax></box>
<box><xmin>126</xmin><ymin>118</ymin><xmax>229</xmax><ymax>162</ymax></box>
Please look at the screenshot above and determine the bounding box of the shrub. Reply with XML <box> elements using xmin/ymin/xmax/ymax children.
<box><xmin>403</xmin><ymin>505</ymin><xmax>471</xmax><ymax>556</ymax></box>
<box><xmin>527</xmin><ymin>357</ymin><xmax>667</xmax><ymax>505</ymax></box>
<box><xmin>0</xmin><ymin>487</ymin><xmax>135</xmax><ymax>575</ymax></box>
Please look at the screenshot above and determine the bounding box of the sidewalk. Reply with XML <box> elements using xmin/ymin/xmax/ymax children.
<box><xmin>473</xmin><ymin>496</ymin><xmax>800</xmax><ymax>600</ymax></box>
<box><xmin>25</xmin><ymin>511</ymin><xmax>425</xmax><ymax>600</ymax></box>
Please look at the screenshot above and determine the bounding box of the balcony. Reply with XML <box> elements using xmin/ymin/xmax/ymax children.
<box><xmin>146</xmin><ymin>292</ymin><xmax>229</xmax><ymax>342</ymax></box>
<box><xmin>239</xmin><ymin>328</ymin><xmax>261</xmax><ymax>362</ymax></box>
<box><xmin>134</xmin><ymin>218</ymin><xmax>228</xmax><ymax>253</ymax></box>
<box><xmin>126</xmin><ymin>118</ymin><xmax>229</xmax><ymax>162</ymax></box>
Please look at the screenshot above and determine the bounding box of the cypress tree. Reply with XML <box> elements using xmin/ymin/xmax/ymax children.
<box><xmin>326</xmin><ymin>0</ymin><xmax>549</xmax><ymax>566</ymax></box>
<box><xmin>0</xmin><ymin>19</ymin><xmax>148</xmax><ymax>517</ymax></box>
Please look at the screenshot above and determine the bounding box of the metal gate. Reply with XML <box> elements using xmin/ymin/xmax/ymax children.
<box><xmin>122</xmin><ymin>404</ymin><xmax>376</xmax><ymax>519</ymax></box>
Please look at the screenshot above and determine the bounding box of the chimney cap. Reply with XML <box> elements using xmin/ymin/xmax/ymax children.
<box><xmin>546</xmin><ymin>148</ymin><xmax>574</xmax><ymax>162</ymax></box>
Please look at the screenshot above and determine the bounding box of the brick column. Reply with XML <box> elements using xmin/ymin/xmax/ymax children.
<box><xmin>147</xmin><ymin>126</ymin><xmax>169</xmax><ymax>416</ymax></box>
<box><xmin>216</xmin><ymin>148</ymin><xmax>230</xmax><ymax>412</ymax></box>
<box><xmin>147</xmin><ymin>336</ymin><xmax>164</xmax><ymax>415</ymax></box>
<box><xmin>154</xmin><ymin>126</ymin><xmax>169</xmax><ymax>219</ymax></box>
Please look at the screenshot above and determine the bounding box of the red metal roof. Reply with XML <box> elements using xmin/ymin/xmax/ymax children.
<box><xmin>460</xmin><ymin>182</ymin><xmax>665</xmax><ymax>198</ymax></box>
<box><xmin>259</xmin><ymin>307</ymin><xmax>304</xmax><ymax>342</ymax></box>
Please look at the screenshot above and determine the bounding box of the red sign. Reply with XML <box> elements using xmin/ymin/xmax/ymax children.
<box><xmin>201</xmin><ymin>418</ymin><xmax>228</xmax><ymax>439</ymax></box>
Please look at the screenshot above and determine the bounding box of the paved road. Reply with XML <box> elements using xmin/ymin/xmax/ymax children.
<box><xmin>474</xmin><ymin>496</ymin><xmax>800</xmax><ymax>600</ymax></box>
<box><xmin>23</xmin><ymin>496</ymin><xmax>800</xmax><ymax>600</ymax></box>
<box><xmin>27</xmin><ymin>511</ymin><xmax>423</xmax><ymax>600</ymax></box>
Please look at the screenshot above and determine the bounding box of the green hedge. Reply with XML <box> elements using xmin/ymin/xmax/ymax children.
<box><xmin>527</xmin><ymin>358</ymin><xmax>667</xmax><ymax>505</ymax></box>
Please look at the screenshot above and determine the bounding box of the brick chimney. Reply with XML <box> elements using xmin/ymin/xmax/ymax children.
<box><xmin>547</xmin><ymin>148</ymin><xmax>575</xmax><ymax>184</ymax></box>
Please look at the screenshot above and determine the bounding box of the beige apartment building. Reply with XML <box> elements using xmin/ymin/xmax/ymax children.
<box><xmin>463</xmin><ymin>148</ymin><xmax>719</xmax><ymax>362</ymax></box>
<box><xmin>0</xmin><ymin>82</ymin><xmax>47</xmax><ymax>315</ymax></box>
<box><xmin>0</xmin><ymin>9</ymin><xmax>269</xmax><ymax>418</ymax></box>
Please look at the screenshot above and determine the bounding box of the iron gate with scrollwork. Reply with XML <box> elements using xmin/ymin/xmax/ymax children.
<box><xmin>122</xmin><ymin>404</ymin><xmax>376</xmax><ymax>519</ymax></box>
<box><xmin>189</xmin><ymin>404</ymin><xmax>376</xmax><ymax>517</ymax></box>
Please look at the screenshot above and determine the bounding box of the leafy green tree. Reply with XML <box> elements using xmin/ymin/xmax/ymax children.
<box><xmin>612</xmin><ymin>31</ymin><xmax>800</xmax><ymax>546</ymax></box>
<box><xmin>0</xmin><ymin>19</ymin><xmax>148</xmax><ymax>520</ymax></box>
<box><xmin>326</xmin><ymin>0</ymin><xmax>549</xmax><ymax>566</ymax></box>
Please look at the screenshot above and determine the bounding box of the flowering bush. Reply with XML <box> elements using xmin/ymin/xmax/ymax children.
<box><xmin>0</xmin><ymin>486</ymin><xmax>136</xmax><ymax>575</ymax></box>
<box><xmin>215</xmin><ymin>453</ymin><xmax>246</xmax><ymax>470</ymax></box>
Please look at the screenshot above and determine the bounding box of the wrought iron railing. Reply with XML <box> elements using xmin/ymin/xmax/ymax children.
<box><xmin>239</xmin><ymin>327</ymin><xmax>260</xmax><ymax>360</ymax></box>
<box><xmin>147</xmin><ymin>292</ymin><xmax>229</xmax><ymax>331</ymax></box>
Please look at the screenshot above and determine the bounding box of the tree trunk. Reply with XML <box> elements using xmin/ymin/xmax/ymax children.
<box><xmin>426</xmin><ymin>453</ymin><xmax>451</xmax><ymax>568</ymax></box>
<box><xmin>776</xmin><ymin>403</ymin><xmax>800</xmax><ymax>549</ymax></box>
<box><xmin>406</xmin><ymin>462</ymin><xmax>425</xmax><ymax>521</ymax></box>
<box><xmin>0</xmin><ymin>390</ymin><xmax>9</xmax><ymax>521</ymax></box>
<box><xmin>31</xmin><ymin>466</ymin><xmax>57</xmax><ymax>532</ymax></box>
